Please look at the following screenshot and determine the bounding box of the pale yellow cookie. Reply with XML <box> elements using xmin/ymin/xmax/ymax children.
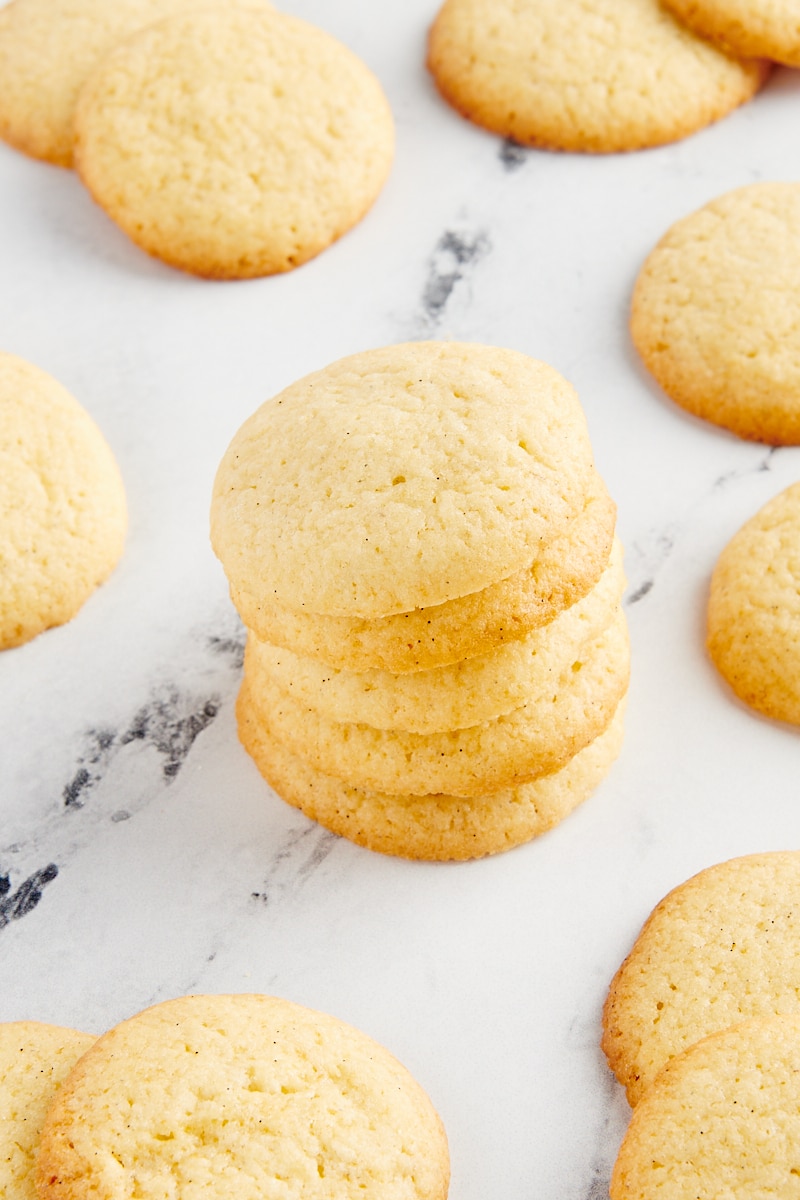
<box><xmin>611</xmin><ymin>1014</ymin><xmax>800</xmax><ymax>1199</ymax></box>
<box><xmin>603</xmin><ymin>851</ymin><xmax>800</xmax><ymax>1107</ymax></box>
<box><xmin>211</xmin><ymin>342</ymin><xmax>596</xmax><ymax>620</ymax></box>
<box><xmin>0</xmin><ymin>0</ymin><xmax>271</xmax><ymax>167</ymax></box>
<box><xmin>0</xmin><ymin>1021</ymin><xmax>94</xmax><ymax>1200</ymax></box>
<box><xmin>663</xmin><ymin>0</ymin><xmax>800</xmax><ymax>68</ymax></box>
<box><xmin>233</xmin><ymin>474</ymin><xmax>616</xmax><ymax>673</ymax></box>
<box><xmin>37</xmin><ymin>994</ymin><xmax>450</xmax><ymax>1200</ymax></box>
<box><xmin>0</xmin><ymin>352</ymin><xmax>127</xmax><ymax>650</ymax></box>
<box><xmin>74</xmin><ymin>8</ymin><xmax>394</xmax><ymax>278</ymax></box>
<box><xmin>238</xmin><ymin>682</ymin><xmax>626</xmax><ymax>860</ymax></box>
<box><xmin>427</xmin><ymin>0</ymin><xmax>767</xmax><ymax>154</ymax></box>
<box><xmin>246</xmin><ymin>538</ymin><xmax>625</xmax><ymax>734</ymax></box>
<box><xmin>707</xmin><ymin>482</ymin><xmax>800</xmax><ymax>724</ymax></box>
<box><xmin>632</xmin><ymin>182</ymin><xmax>800</xmax><ymax>444</ymax></box>
<box><xmin>243</xmin><ymin>608</ymin><xmax>630</xmax><ymax>797</ymax></box>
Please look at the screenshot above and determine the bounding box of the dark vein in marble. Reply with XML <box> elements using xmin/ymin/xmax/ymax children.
<box><xmin>499</xmin><ymin>138</ymin><xmax>530</xmax><ymax>171</ymax></box>
<box><xmin>60</xmin><ymin>688</ymin><xmax>223</xmax><ymax>816</ymax></box>
<box><xmin>121</xmin><ymin>692</ymin><xmax>221</xmax><ymax>780</ymax></box>
<box><xmin>207</xmin><ymin>627</ymin><xmax>246</xmax><ymax>670</ymax></box>
<box><xmin>713</xmin><ymin>445</ymin><xmax>779</xmax><ymax>490</ymax></box>
<box><xmin>625</xmin><ymin>579</ymin><xmax>653</xmax><ymax>607</ymax></box>
<box><xmin>417</xmin><ymin>226</ymin><xmax>491</xmax><ymax>333</ymax></box>
<box><xmin>623</xmin><ymin>531</ymin><xmax>676</xmax><ymax>609</ymax></box>
<box><xmin>250</xmin><ymin>825</ymin><xmax>338</xmax><ymax>907</ymax></box>
<box><xmin>4</xmin><ymin>607</ymin><xmax>331</xmax><ymax>937</ymax></box>
<box><xmin>0</xmin><ymin>863</ymin><xmax>58</xmax><ymax>929</ymax></box>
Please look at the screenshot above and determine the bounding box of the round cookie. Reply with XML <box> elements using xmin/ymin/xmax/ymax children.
<box><xmin>0</xmin><ymin>352</ymin><xmax>127</xmax><ymax>650</ymax></box>
<box><xmin>611</xmin><ymin>1014</ymin><xmax>800</xmax><ymax>1199</ymax></box>
<box><xmin>73</xmin><ymin>8</ymin><xmax>394</xmax><ymax>279</ymax></box>
<box><xmin>662</xmin><ymin>0</ymin><xmax>800</xmax><ymax>68</ymax></box>
<box><xmin>244</xmin><ymin>608</ymin><xmax>630</xmax><ymax>797</ymax></box>
<box><xmin>427</xmin><ymin>0</ymin><xmax>767</xmax><ymax>154</ymax></box>
<box><xmin>0</xmin><ymin>0</ymin><xmax>271</xmax><ymax>167</ymax></box>
<box><xmin>707</xmin><ymin>482</ymin><xmax>800</xmax><ymax>724</ymax></box>
<box><xmin>632</xmin><ymin>182</ymin><xmax>800</xmax><ymax>444</ymax></box>
<box><xmin>37</xmin><ymin>993</ymin><xmax>450</xmax><ymax>1200</ymax></box>
<box><xmin>233</xmin><ymin>474</ymin><xmax>616</xmax><ymax>673</ymax></box>
<box><xmin>246</xmin><ymin>538</ymin><xmax>625</xmax><ymax>734</ymax></box>
<box><xmin>0</xmin><ymin>1021</ymin><xmax>95</xmax><ymax>1200</ymax></box>
<box><xmin>238</xmin><ymin>683</ymin><xmax>626</xmax><ymax>860</ymax></box>
<box><xmin>212</xmin><ymin>342</ymin><xmax>597</xmax><ymax>619</ymax></box>
<box><xmin>603</xmin><ymin>851</ymin><xmax>800</xmax><ymax>1107</ymax></box>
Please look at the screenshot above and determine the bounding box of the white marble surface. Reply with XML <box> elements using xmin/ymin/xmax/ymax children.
<box><xmin>1</xmin><ymin>4</ymin><xmax>799</xmax><ymax>1196</ymax></box>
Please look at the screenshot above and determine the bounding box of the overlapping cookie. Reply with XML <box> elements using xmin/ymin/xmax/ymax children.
<box><xmin>0</xmin><ymin>0</ymin><xmax>273</xmax><ymax>167</ymax></box>
<box><xmin>0</xmin><ymin>1022</ymin><xmax>94</xmax><ymax>1200</ymax></box>
<box><xmin>662</xmin><ymin>0</ymin><xmax>800</xmax><ymax>67</ymax></box>
<box><xmin>36</xmin><ymin>994</ymin><xmax>450</xmax><ymax>1200</ymax></box>
<box><xmin>74</xmin><ymin>7</ymin><xmax>394</xmax><ymax>277</ymax></box>
<box><xmin>427</xmin><ymin>0</ymin><xmax>767</xmax><ymax>153</ymax></box>
<box><xmin>603</xmin><ymin>851</ymin><xmax>800</xmax><ymax>1106</ymax></box>
<box><xmin>611</xmin><ymin>1014</ymin><xmax>800</xmax><ymax>1198</ymax></box>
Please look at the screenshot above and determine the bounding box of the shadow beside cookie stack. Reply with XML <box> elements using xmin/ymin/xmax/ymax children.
<box><xmin>211</xmin><ymin>342</ymin><xmax>630</xmax><ymax>860</ymax></box>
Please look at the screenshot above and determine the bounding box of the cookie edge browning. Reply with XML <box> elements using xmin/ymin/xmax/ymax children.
<box><xmin>73</xmin><ymin>9</ymin><xmax>394</xmax><ymax>279</ymax></box>
<box><xmin>237</xmin><ymin>684</ymin><xmax>626</xmax><ymax>860</ymax></box>
<box><xmin>426</xmin><ymin>0</ymin><xmax>769</xmax><ymax>154</ymax></box>
<box><xmin>36</xmin><ymin>994</ymin><xmax>450</xmax><ymax>1200</ymax></box>
<box><xmin>231</xmin><ymin>482</ymin><xmax>617</xmax><ymax>673</ymax></box>
<box><xmin>662</xmin><ymin>0</ymin><xmax>800</xmax><ymax>68</ymax></box>
<box><xmin>706</xmin><ymin>482</ymin><xmax>800</xmax><ymax>724</ymax></box>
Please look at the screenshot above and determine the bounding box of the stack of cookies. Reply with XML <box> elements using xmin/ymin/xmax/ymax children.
<box><xmin>210</xmin><ymin>341</ymin><xmax>630</xmax><ymax>860</ymax></box>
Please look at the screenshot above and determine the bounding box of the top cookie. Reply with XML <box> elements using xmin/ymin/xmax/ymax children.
<box><xmin>603</xmin><ymin>851</ymin><xmax>800</xmax><ymax>1106</ymax></box>
<box><xmin>232</xmin><ymin>475</ymin><xmax>616</xmax><ymax>672</ymax></box>
<box><xmin>37</xmin><ymin>993</ymin><xmax>450</xmax><ymax>1200</ymax></box>
<box><xmin>0</xmin><ymin>352</ymin><xmax>127</xmax><ymax>650</ymax></box>
<box><xmin>211</xmin><ymin>342</ymin><xmax>596</xmax><ymax>620</ymax></box>
<box><xmin>0</xmin><ymin>0</ymin><xmax>268</xmax><ymax>167</ymax></box>
<box><xmin>632</xmin><ymin>182</ymin><xmax>800</xmax><ymax>444</ymax></box>
<box><xmin>707</xmin><ymin>482</ymin><xmax>800</xmax><ymax>724</ymax></box>
<box><xmin>427</xmin><ymin>0</ymin><xmax>767</xmax><ymax>153</ymax></box>
<box><xmin>662</xmin><ymin>0</ymin><xmax>800</xmax><ymax>68</ymax></box>
<box><xmin>0</xmin><ymin>1021</ymin><xmax>95</xmax><ymax>1200</ymax></box>
<box><xmin>74</xmin><ymin>8</ymin><xmax>394</xmax><ymax>278</ymax></box>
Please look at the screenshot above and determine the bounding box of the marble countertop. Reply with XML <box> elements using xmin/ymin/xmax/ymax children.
<box><xmin>1</xmin><ymin>3</ymin><xmax>799</xmax><ymax>1196</ymax></box>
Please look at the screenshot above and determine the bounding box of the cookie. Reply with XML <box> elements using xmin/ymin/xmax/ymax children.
<box><xmin>0</xmin><ymin>1021</ymin><xmax>94</xmax><ymax>1200</ymax></box>
<box><xmin>243</xmin><ymin>607</ymin><xmax>630</xmax><ymax>797</ymax></box>
<box><xmin>238</xmin><ymin>682</ymin><xmax>626</xmax><ymax>860</ymax></box>
<box><xmin>233</xmin><ymin>473</ymin><xmax>616</xmax><ymax>673</ymax></box>
<box><xmin>212</xmin><ymin>342</ymin><xmax>596</xmax><ymax>619</ymax></box>
<box><xmin>631</xmin><ymin>182</ymin><xmax>800</xmax><ymax>444</ymax></box>
<box><xmin>37</xmin><ymin>993</ymin><xmax>450</xmax><ymax>1200</ymax></box>
<box><xmin>427</xmin><ymin>0</ymin><xmax>767</xmax><ymax>154</ymax></box>
<box><xmin>0</xmin><ymin>0</ymin><xmax>271</xmax><ymax>167</ymax></box>
<box><xmin>662</xmin><ymin>0</ymin><xmax>800</xmax><ymax>68</ymax></box>
<box><xmin>74</xmin><ymin>8</ymin><xmax>394</xmax><ymax>278</ymax></box>
<box><xmin>245</xmin><ymin>538</ymin><xmax>625</xmax><ymax>734</ymax></box>
<box><xmin>0</xmin><ymin>352</ymin><xmax>127</xmax><ymax>650</ymax></box>
<box><xmin>707</xmin><ymin>482</ymin><xmax>800</xmax><ymax>724</ymax></box>
<box><xmin>610</xmin><ymin>1013</ymin><xmax>800</xmax><ymax>1198</ymax></box>
<box><xmin>603</xmin><ymin>851</ymin><xmax>800</xmax><ymax>1107</ymax></box>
